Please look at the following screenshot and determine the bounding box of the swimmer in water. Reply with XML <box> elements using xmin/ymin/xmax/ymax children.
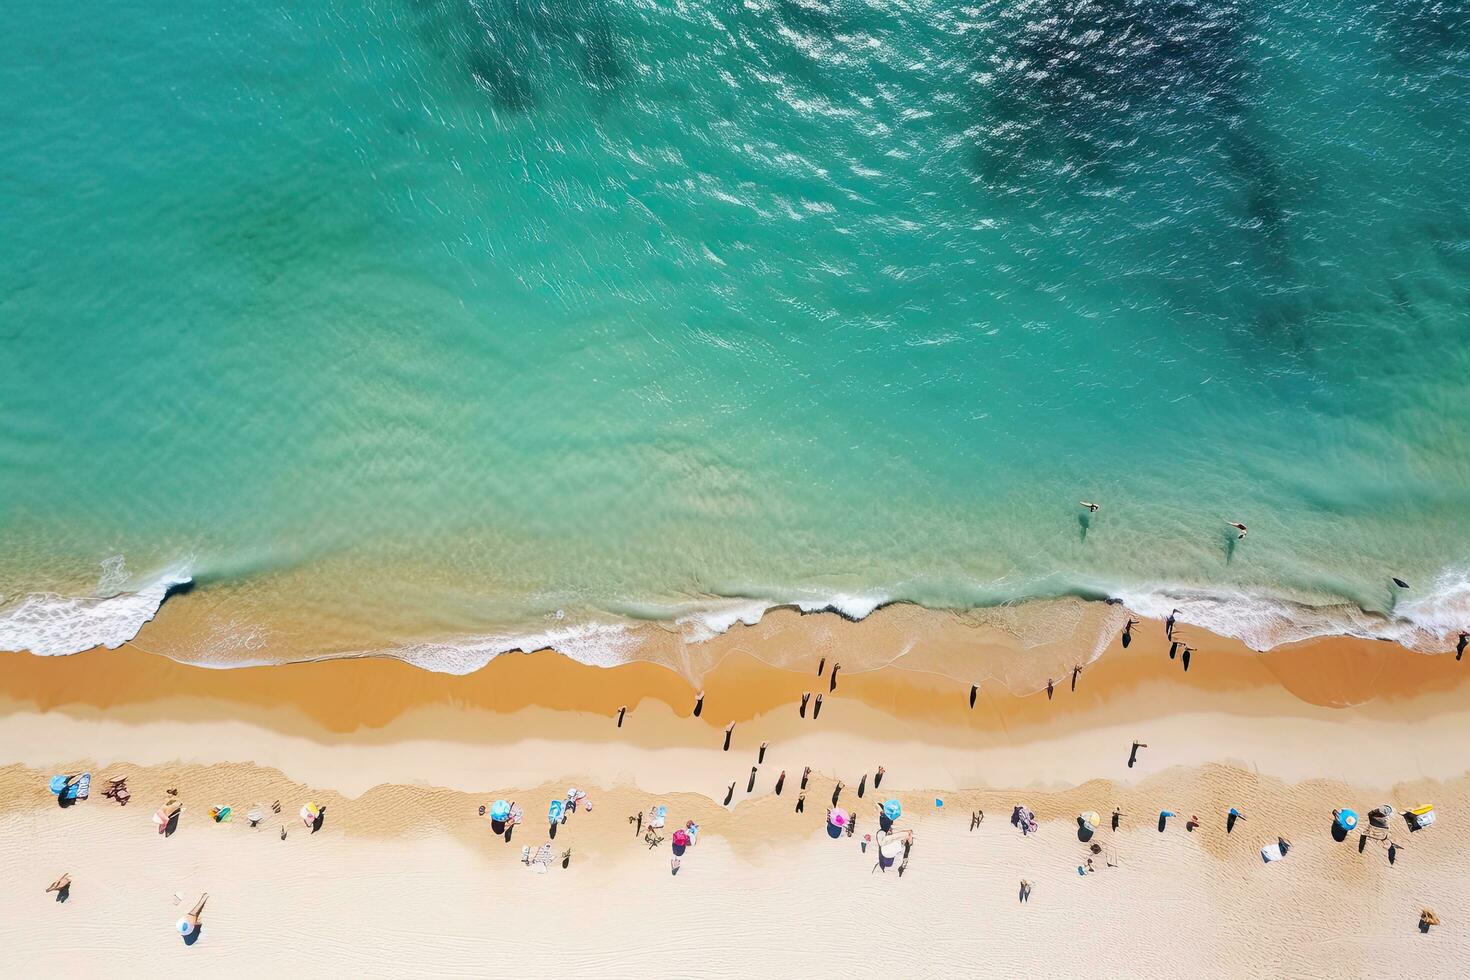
<box><xmin>1225</xmin><ymin>521</ymin><xmax>1248</xmax><ymax>540</ymax></box>
<box><xmin>1080</xmin><ymin>501</ymin><xmax>1100</xmax><ymax>513</ymax></box>
<box><xmin>1458</xmin><ymin>632</ymin><xmax>1468</xmax><ymax>662</ymax></box>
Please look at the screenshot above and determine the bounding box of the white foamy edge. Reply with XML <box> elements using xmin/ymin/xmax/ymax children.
<box><xmin>1114</xmin><ymin>565</ymin><xmax>1470</xmax><ymax>654</ymax></box>
<box><xmin>0</xmin><ymin>564</ymin><xmax>194</xmax><ymax>657</ymax></box>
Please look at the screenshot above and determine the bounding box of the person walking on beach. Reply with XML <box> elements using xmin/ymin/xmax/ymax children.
<box><xmin>1225</xmin><ymin>521</ymin><xmax>1248</xmax><ymax>540</ymax></box>
<box><xmin>1019</xmin><ymin>879</ymin><xmax>1032</xmax><ymax>903</ymax></box>
<box><xmin>796</xmin><ymin>792</ymin><xmax>806</xmax><ymax>814</ymax></box>
<box><xmin>723</xmin><ymin>782</ymin><xmax>735</xmax><ymax>806</ymax></box>
<box><xmin>693</xmin><ymin>690</ymin><xmax>704</xmax><ymax>718</ymax></box>
<box><xmin>1047</xmin><ymin>678</ymin><xmax>1054</xmax><ymax>700</ymax></box>
<box><xmin>1128</xmin><ymin>741</ymin><xmax>1147</xmax><ymax>768</ymax></box>
<box><xmin>799</xmin><ymin>692</ymin><xmax>811</xmax><ymax>717</ymax></box>
<box><xmin>759</xmin><ymin>741</ymin><xmax>768</xmax><ymax>764</ymax></box>
<box><xmin>617</xmin><ymin>705</ymin><xmax>626</xmax><ymax>728</ymax></box>
<box><xmin>814</xmin><ymin>693</ymin><xmax>824</xmax><ymax>718</ymax></box>
<box><xmin>747</xmin><ymin>767</ymin><xmax>757</xmax><ymax>794</ymax></box>
<box><xmin>45</xmin><ymin>873</ymin><xmax>71</xmax><ymax>900</ymax></box>
<box><xmin>1071</xmin><ymin>664</ymin><xmax>1081</xmax><ymax>691</ymax></box>
<box><xmin>176</xmin><ymin>894</ymin><xmax>208</xmax><ymax>941</ymax></box>
<box><xmin>801</xmin><ymin>767</ymin><xmax>811</xmax><ymax>790</ymax></box>
<box><xmin>1166</xmin><ymin>609</ymin><xmax>1179</xmax><ymax>640</ymax></box>
<box><xmin>857</xmin><ymin>773</ymin><xmax>867</xmax><ymax>798</ymax></box>
<box><xmin>832</xmin><ymin>781</ymin><xmax>844</xmax><ymax>807</ymax></box>
<box><xmin>874</xmin><ymin>766</ymin><xmax>885</xmax><ymax>788</ymax></box>
<box><xmin>723</xmin><ymin>721</ymin><xmax>734</xmax><ymax>751</ymax></box>
<box><xmin>1111</xmin><ymin>807</ymin><xmax>1122</xmax><ymax>830</ymax></box>
<box><xmin>817</xmin><ymin>657</ymin><xmax>826</xmax><ymax>676</ymax></box>
<box><xmin>1122</xmin><ymin>618</ymin><xmax>1138</xmax><ymax>648</ymax></box>
<box><xmin>775</xmin><ymin>770</ymin><xmax>786</xmax><ymax>795</ymax></box>
<box><xmin>1181</xmin><ymin>647</ymin><xmax>1193</xmax><ymax>672</ymax></box>
<box><xmin>829</xmin><ymin>662</ymin><xmax>841</xmax><ymax>692</ymax></box>
<box><xmin>1080</xmin><ymin>501</ymin><xmax>1100</xmax><ymax>513</ymax></box>
<box><xmin>969</xmin><ymin>683</ymin><xmax>978</xmax><ymax>708</ymax></box>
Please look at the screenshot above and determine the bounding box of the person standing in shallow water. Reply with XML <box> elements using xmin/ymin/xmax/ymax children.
<box><xmin>1071</xmin><ymin>664</ymin><xmax>1081</xmax><ymax>692</ymax></box>
<box><xmin>829</xmin><ymin>662</ymin><xmax>841</xmax><ymax>692</ymax></box>
<box><xmin>813</xmin><ymin>694</ymin><xmax>824</xmax><ymax>718</ymax></box>
<box><xmin>1458</xmin><ymin>632</ymin><xmax>1468</xmax><ymax>661</ymax></box>
<box><xmin>1166</xmin><ymin>609</ymin><xmax>1179</xmax><ymax>640</ymax></box>
<box><xmin>723</xmin><ymin>721</ymin><xmax>734</xmax><ymax>751</ymax></box>
<box><xmin>817</xmin><ymin>657</ymin><xmax>825</xmax><ymax>676</ymax></box>
<box><xmin>1225</xmin><ymin>521</ymin><xmax>1247</xmax><ymax>540</ymax></box>
<box><xmin>1046</xmin><ymin>678</ymin><xmax>1054</xmax><ymax>700</ymax></box>
<box><xmin>799</xmin><ymin>692</ymin><xmax>810</xmax><ymax>717</ymax></box>
<box><xmin>693</xmin><ymin>690</ymin><xmax>704</xmax><ymax>718</ymax></box>
<box><xmin>1122</xmin><ymin>619</ymin><xmax>1138</xmax><ymax>648</ymax></box>
<box><xmin>774</xmin><ymin>770</ymin><xmax>785</xmax><ymax>795</ymax></box>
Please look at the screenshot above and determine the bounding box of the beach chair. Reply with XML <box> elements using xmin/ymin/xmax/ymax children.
<box><xmin>104</xmin><ymin>776</ymin><xmax>130</xmax><ymax>806</ymax></box>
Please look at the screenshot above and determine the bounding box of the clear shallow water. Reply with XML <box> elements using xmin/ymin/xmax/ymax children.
<box><xmin>2</xmin><ymin>0</ymin><xmax>1468</xmax><ymax>665</ymax></box>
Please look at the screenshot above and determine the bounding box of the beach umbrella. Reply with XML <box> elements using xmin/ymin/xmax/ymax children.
<box><xmin>882</xmin><ymin>799</ymin><xmax>902</xmax><ymax>821</ymax></box>
<box><xmin>49</xmin><ymin>775</ymin><xmax>68</xmax><ymax>795</ymax></box>
<box><xmin>1079</xmin><ymin>811</ymin><xmax>1101</xmax><ymax>832</ymax></box>
<box><xmin>489</xmin><ymin>800</ymin><xmax>511</xmax><ymax>822</ymax></box>
<box><xmin>548</xmin><ymin>799</ymin><xmax>564</xmax><ymax>824</ymax></box>
<box><xmin>672</xmin><ymin>829</ymin><xmax>691</xmax><ymax>847</ymax></box>
<box><xmin>300</xmin><ymin>803</ymin><xmax>320</xmax><ymax>823</ymax></box>
<box><xmin>828</xmin><ymin>808</ymin><xmax>849</xmax><ymax>828</ymax></box>
<box><xmin>1335</xmin><ymin>808</ymin><xmax>1359</xmax><ymax>831</ymax></box>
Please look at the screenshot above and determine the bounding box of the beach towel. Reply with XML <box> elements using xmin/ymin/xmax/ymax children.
<box><xmin>1260</xmin><ymin>842</ymin><xmax>1285</xmax><ymax>863</ymax></box>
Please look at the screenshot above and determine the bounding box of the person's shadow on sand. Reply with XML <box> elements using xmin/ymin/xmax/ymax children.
<box><xmin>311</xmin><ymin>808</ymin><xmax>326</xmax><ymax>834</ymax></box>
<box><xmin>164</xmin><ymin>810</ymin><xmax>181</xmax><ymax>838</ymax></box>
<box><xmin>54</xmin><ymin>883</ymin><xmax>71</xmax><ymax>903</ymax></box>
<box><xmin>1330</xmin><ymin>821</ymin><xmax>1349</xmax><ymax>844</ymax></box>
<box><xmin>183</xmin><ymin>925</ymin><xmax>204</xmax><ymax>947</ymax></box>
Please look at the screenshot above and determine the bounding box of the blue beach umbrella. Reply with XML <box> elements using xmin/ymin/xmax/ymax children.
<box><xmin>882</xmin><ymin>799</ymin><xmax>902</xmax><ymax>821</ymax></box>
<box><xmin>49</xmin><ymin>775</ymin><xmax>68</xmax><ymax>795</ymax></box>
<box><xmin>1335</xmin><ymin>808</ymin><xmax>1359</xmax><ymax>831</ymax></box>
<box><xmin>548</xmin><ymin>799</ymin><xmax>564</xmax><ymax>824</ymax></box>
<box><xmin>489</xmin><ymin>800</ymin><xmax>511</xmax><ymax>822</ymax></box>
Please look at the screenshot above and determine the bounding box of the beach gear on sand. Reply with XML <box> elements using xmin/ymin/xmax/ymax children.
<box><xmin>1261</xmin><ymin>838</ymin><xmax>1290</xmax><ymax>863</ymax></box>
<box><xmin>1334</xmin><ymin>808</ymin><xmax>1359</xmax><ymax>832</ymax></box>
<box><xmin>50</xmin><ymin>773</ymin><xmax>91</xmax><ymax>801</ymax></box>
<box><xmin>1407</xmin><ymin>804</ymin><xmax>1436</xmax><ymax>830</ymax></box>
<box><xmin>209</xmin><ymin>806</ymin><xmax>231</xmax><ymax>823</ymax></box>
<box><xmin>519</xmin><ymin>845</ymin><xmax>531</xmax><ymax>864</ymax></box>
<box><xmin>509</xmin><ymin>803</ymin><xmax>524</xmax><ymax>825</ymax></box>
<box><xmin>649</xmin><ymin>805</ymin><xmax>667</xmax><ymax>829</ymax></box>
<box><xmin>935</xmin><ymin>798</ymin><xmax>943</xmax><ymax>808</ymax></box>
<box><xmin>548</xmin><ymin>799</ymin><xmax>564</xmax><ymax>824</ymax></box>
<box><xmin>1368</xmin><ymin>805</ymin><xmax>1393</xmax><ymax>828</ymax></box>
<box><xmin>489</xmin><ymin>800</ymin><xmax>511</xmax><ymax>823</ymax></box>
<box><xmin>882</xmin><ymin>799</ymin><xmax>902</xmax><ymax>821</ymax></box>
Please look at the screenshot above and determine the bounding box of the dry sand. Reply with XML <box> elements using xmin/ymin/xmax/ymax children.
<box><xmin>2</xmin><ymin>613</ymin><xmax>1468</xmax><ymax>976</ymax></box>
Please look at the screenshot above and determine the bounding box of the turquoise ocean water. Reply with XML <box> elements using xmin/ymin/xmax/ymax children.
<box><xmin>2</xmin><ymin>0</ymin><xmax>1468</xmax><ymax>667</ymax></box>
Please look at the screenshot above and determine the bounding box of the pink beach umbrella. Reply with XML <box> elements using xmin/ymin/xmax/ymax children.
<box><xmin>828</xmin><ymin>808</ymin><xmax>849</xmax><ymax>828</ymax></box>
<box><xmin>672</xmin><ymin>829</ymin><xmax>691</xmax><ymax>847</ymax></box>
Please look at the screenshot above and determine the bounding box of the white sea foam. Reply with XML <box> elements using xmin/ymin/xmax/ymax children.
<box><xmin>0</xmin><ymin>564</ymin><xmax>194</xmax><ymax>657</ymax></box>
<box><xmin>1115</xmin><ymin>573</ymin><xmax>1469</xmax><ymax>654</ymax></box>
<box><xmin>388</xmin><ymin>620</ymin><xmax>641</xmax><ymax>675</ymax></box>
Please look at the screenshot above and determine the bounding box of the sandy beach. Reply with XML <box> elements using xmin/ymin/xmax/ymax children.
<box><xmin>2</xmin><ymin>610</ymin><xmax>1468</xmax><ymax>976</ymax></box>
